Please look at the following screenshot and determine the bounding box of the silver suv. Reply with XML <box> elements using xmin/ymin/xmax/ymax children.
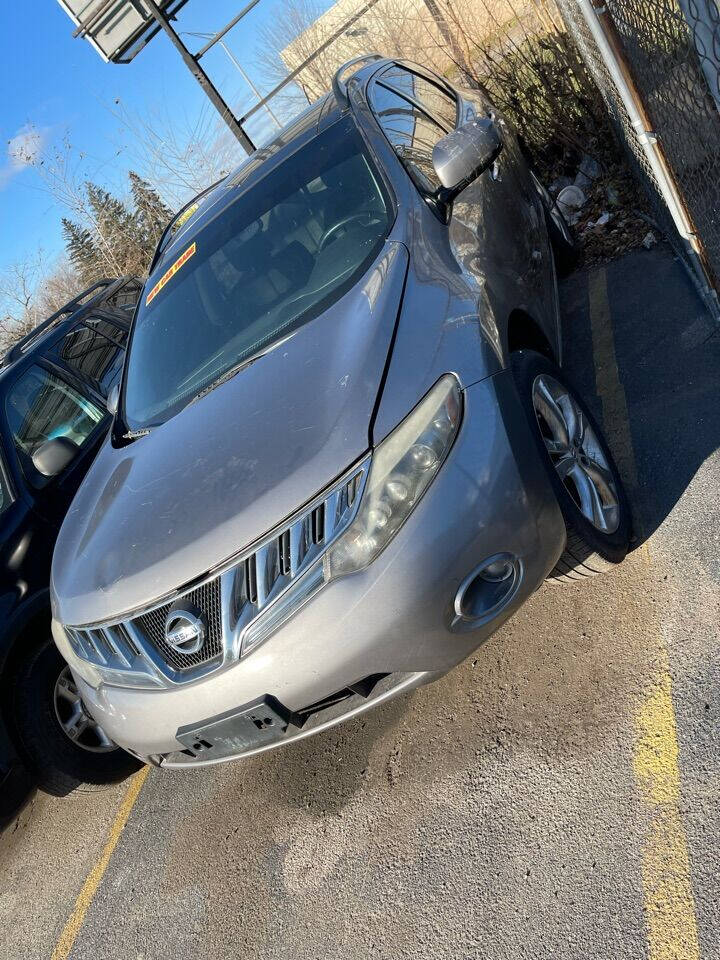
<box><xmin>51</xmin><ymin>57</ymin><xmax>630</xmax><ymax>769</ymax></box>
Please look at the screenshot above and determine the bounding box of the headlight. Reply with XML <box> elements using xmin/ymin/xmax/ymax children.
<box><xmin>51</xmin><ymin>620</ymin><xmax>163</xmax><ymax>690</ymax></box>
<box><xmin>324</xmin><ymin>374</ymin><xmax>462</xmax><ymax>578</ymax></box>
<box><xmin>239</xmin><ymin>375</ymin><xmax>462</xmax><ymax>655</ymax></box>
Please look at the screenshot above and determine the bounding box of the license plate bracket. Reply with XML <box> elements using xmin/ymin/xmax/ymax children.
<box><xmin>175</xmin><ymin>695</ymin><xmax>294</xmax><ymax>760</ymax></box>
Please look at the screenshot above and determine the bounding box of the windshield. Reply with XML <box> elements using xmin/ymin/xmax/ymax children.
<box><xmin>123</xmin><ymin>118</ymin><xmax>392</xmax><ymax>431</ymax></box>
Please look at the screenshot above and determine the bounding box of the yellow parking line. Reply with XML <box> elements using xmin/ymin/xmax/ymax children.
<box><xmin>51</xmin><ymin>766</ymin><xmax>150</xmax><ymax>960</ymax></box>
<box><xmin>634</xmin><ymin>665</ymin><xmax>701</xmax><ymax>960</ymax></box>
<box><xmin>588</xmin><ymin>267</ymin><xmax>700</xmax><ymax>960</ymax></box>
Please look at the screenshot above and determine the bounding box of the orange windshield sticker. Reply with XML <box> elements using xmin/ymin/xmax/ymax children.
<box><xmin>145</xmin><ymin>242</ymin><xmax>196</xmax><ymax>306</ymax></box>
<box><xmin>173</xmin><ymin>203</ymin><xmax>199</xmax><ymax>231</ymax></box>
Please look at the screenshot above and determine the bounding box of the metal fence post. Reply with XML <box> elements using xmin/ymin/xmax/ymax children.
<box><xmin>574</xmin><ymin>0</ymin><xmax>720</xmax><ymax>318</ymax></box>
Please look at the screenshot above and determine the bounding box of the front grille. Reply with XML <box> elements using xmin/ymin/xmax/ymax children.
<box><xmin>66</xmin><ymin>458</ymin><xmax>369</xmax><ymax>685</ymax></box>
<box><xmin>135</xmin><ymin>579</ymin><xmax>223</xmax><ymax>672</ymax></box>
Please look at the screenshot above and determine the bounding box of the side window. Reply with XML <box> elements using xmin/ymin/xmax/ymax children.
<box><xmin>5</xmin><ymin>366</ymin><xmax>105</xmax><ymax>486</ymax></box>
<box><xmin>84</xmin><ymin>316</ymin><xmax>129</xmax><ymax>347</ymax></box>
<box><xmin>371</xmin><ymin>83</ymin><xmax>448</xmax><ymax>192</ymax></box>
<box><xmin>380</xmin><ymin>67</ymin><xmax>458</xmax><ymax>131</ymax></box>
<box><xmin>104</xmin><ymin>279</ymin><xmax>142</xmax><ymax>313</ymax></box>
<box><xmin>0</xmin><ymin>453</ymin><xmax>13</xmax><ymax>515</ymax></box>
<box><xmin>53</xmin><ymin>319</ymin><xmax>125</xmax><ymax>398</ymax></box>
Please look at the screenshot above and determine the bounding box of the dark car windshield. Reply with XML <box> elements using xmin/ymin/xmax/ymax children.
<box><xmin>122</xmin><ymin>117</ymin><xmax>392</xmax><ymax>431</ymax></box>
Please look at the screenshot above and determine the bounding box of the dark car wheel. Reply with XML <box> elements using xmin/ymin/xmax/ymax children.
<box><xmin>531</xmin><ymin>171</ymin><xmax>581</xmax><ymax>277</ymax></box>
<box><xmin>511</xmin><ymin>349</ymin><xmax>631</xmax><ymax>583</ymax></box>
<box><xmin>14</xmin><ymin>640</ymin><xmax>142</xmax><ymax>797</ymax></box>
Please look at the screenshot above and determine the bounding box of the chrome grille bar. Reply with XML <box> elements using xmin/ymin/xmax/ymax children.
<box><xmin>65</xmin><ymin>457</ymin><xmax>370</xmax><ymax>687</ymax></box>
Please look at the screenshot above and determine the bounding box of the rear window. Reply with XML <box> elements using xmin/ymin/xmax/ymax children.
<box><xmin>122</xmin><ymin>117</ymin><xmax>392</xmax><ymax>431</ymax></box>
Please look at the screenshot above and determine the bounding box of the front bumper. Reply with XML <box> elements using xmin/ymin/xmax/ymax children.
<box><xmin>61</xmin><ymin>371</ymin><xmax>566</xmax><ymax>767</ymax></box>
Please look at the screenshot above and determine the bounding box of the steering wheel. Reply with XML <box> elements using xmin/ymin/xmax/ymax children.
<box><xmin>318</xmin><ymin>212</ymin><xmax>375</xmax><ymax>252</ymax></box>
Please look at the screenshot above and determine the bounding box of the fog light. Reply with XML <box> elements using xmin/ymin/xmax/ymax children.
<box><xmin>479</xmin><ymin>558</ymin><xmax>514</xmax><ymax>582</ymax></box>
<box><xmin>453</xmin><ymin>553</ymin><xmax>520</xmax><ymax>627</ymax></box>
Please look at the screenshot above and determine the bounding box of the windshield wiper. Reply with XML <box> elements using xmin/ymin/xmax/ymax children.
<box><xmin>188</xmin><ymin>353</ymin><xmax>264</xmax><ymax>406</ymax></box>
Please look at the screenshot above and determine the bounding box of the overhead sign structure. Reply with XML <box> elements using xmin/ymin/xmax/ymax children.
<box><xmin>56</xmin><ymin>0</ymin><xmax>256</xmax><ymax>152</ymax></box>
<box><xmin>57</xmin><ymin>0</ymin><xmax>388</xmax><ymax>157</ymax></box>
<box><xmin>56</xmin><ymin>0</ymin><xmax>186</xmax><ymax>63</ymax></box>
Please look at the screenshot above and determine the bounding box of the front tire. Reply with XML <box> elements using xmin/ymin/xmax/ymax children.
<box><xmin>14</xmin><ymin>640</ymin><xmax>142</xmax><ymax>797</ymax></box>
<box><xmin>511</xmin><ymin>349</ymin><xmax>631</xmax><ymax>583</ymax></box>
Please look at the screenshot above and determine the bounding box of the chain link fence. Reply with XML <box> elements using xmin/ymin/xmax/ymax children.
<box><xmin>556</xmin><ymin>0</ymin><xmax>720</xmax><ymax>317</ymax></box>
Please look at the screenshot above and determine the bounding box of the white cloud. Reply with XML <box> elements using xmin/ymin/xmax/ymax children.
<box><xmin>0</xmin><ymin>125</ymin><xmax>49</xmax><ymax>189</ymax></box>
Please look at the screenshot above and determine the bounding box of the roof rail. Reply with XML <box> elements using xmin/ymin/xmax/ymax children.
<box><xmin>2</xmin><ymin>277</ymin><xmax>119</xmax><ymax>368</ymax></box>
<box><xmin>332</xmin><ymin>53</ymin><xmax>385</xmax><ymax>105</ymax></box>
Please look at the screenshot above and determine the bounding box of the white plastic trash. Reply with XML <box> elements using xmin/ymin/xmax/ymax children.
<box><xmin>556</xmin><ymin>185</ymin><xmax>586</xmax><ymax>224</ymax></box>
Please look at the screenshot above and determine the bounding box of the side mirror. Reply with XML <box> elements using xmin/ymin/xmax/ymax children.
<box><xmin>432</xmin><ymin>116</ymin><xmax>503</xmax><ymax>202</ymax></box>
<box><xmin>107</xmin><ymin>383</ymin><xmax>120</xmax><ymax>416</ymax></box>
<box><xmin>31</xmin><ymin>437</ymin><xmax>79</xmax><ymax>478</ymax></box>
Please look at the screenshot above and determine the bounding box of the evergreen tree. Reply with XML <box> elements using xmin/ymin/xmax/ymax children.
<box><xmin>61</xmin><ymin>174</ymin><xmax>176</xmax><ymax>283</ymax></box>
<box><xmin>61</xmin><ymin>218</ymin><xmax>101</xmax><ymax>286</ymax></box>
<box><xmin>129</xmin><ymin>171</ymin><xmax>172</xmax><ymax>260</ymax></box>
<box><xmin>85</xmin><ymin>182</ymin><xmax>139</xmax><ymax>274</ymax></box>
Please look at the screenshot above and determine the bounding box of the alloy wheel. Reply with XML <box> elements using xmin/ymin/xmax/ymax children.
<box><xmin>532</xmin><ymin>373</ymin><xmax>620</xmax><ymax>534</ymax></box>
<box><xmin>53</xmin><ymin>666</ymin><xmax>116</xmax><ymax>753</ymax></box>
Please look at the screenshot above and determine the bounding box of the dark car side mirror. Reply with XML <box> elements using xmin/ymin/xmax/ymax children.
<box><xmin>31</xmin><ymin>437</ymin><xmax>80</xmax><ymax>478</ymax></box>
<box><xmin>432</xmin><ymin>116</ymin><xmax>503</xmax><ymax>203</ymax></box>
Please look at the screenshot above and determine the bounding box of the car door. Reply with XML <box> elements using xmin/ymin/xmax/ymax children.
<box><xmin>368</xmin><ymin>64</ymin><xmax>555</xmax><ymax>356</ymax></box>
<box><xmin>451</xmin><ymin>84</ymin><xmax>555</xmax><ymax>331</ymax></box>
<box><xmin>3</xmin><ymin>361</ymin><xmax>110</xmax><ymax>524</ymax></box>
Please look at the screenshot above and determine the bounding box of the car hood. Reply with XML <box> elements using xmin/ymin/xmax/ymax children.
<box><xmin>52</xmin><ymin>242</ymin><xmax>408</xmax><ymax>626</ymax></box>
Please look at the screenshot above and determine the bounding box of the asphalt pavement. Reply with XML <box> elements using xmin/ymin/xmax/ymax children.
<box><xmin>1</xmin><ymin>245</ymin><xmax>718</xmax><ymax>960</ymax></box>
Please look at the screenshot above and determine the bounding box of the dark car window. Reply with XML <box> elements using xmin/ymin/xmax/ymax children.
<box><xmin>370</xmin><ymin>83</ymin><xmax>448</xmax><ymax>192</ymax></box>
<box><xmin>379</xmin><ymin>67</ymin><xmax>457</xmax><ymax>131</ymax></box>
<box><xmin>103</xmin><ymin>278</ymin><xmax>142</xmax><ymax>313</ymax></box>
<box><xmin>5</xmin><ymin>366</ymin><xmax>106</xmax><ymax>486</ymax></box>
<box><xmin>84</xmin><ymin>316</ymin><xmax>128</xmax><ymax>347</ymax></box>
<box><xmin>52</xmin><ymin>320</ymin><xmax>125</xmax><ymax>398</ymax></box>
<box><xmin>0</xmin><ymin>452</ymin><xmax>13</xmax><ymax>515</ymax></box>
<box><xmin>122</xmin><ymin>116</ymin><xmax>392</xmax><ymax>431</ymax></box>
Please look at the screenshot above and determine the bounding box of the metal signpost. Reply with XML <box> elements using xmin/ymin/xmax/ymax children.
<box><xmin>57</xmin><ymin>0</ymin><xmax>257</xmax><ymax>152</ymax></box>
<box><xmin>58</xmin><ymin>0</ymin><xmax>384</xmax><ymax>156</ymax></box>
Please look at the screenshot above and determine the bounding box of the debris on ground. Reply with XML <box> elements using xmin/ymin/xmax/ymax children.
<box><xmin>549</xmin><ymin>175</ymin><xmax>573</xmax><ymax>196</ymax></box>
<box><xmin>606</xmin><ymin>184</ymin><xmax>620</xmax><ymax>207</ymax></box>
<box><xmin>536</xmin><ymin>148</ymin><xmax>662</xmax><ymax>265</ymax></box>
<box><xmin>643</xmin><ymin>230</ymin><xmax>658</xmax><ymax>249</ymax></box>
<box><xmin>574</xmin><ymin>155</ymin><xmax>601</xmax><ymax>191</ymax></box>
<box><xmin>586</xmin><ymin>211</ymin><xmax>613</xmax><ymax>229</ymax></box>
<box><xmin>556</xmin><ymin>184</ymin><xmax>586</xmax><ymax>224</ymax></box>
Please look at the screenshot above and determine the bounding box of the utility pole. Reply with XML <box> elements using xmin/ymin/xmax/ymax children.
<box><xmin>144</xmin><ymin>0</ymin><xmax>256</xmax><ymax>153</ymax></box>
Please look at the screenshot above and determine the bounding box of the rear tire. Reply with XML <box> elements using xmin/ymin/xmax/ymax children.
<box><xmin>14</xmin><ymin>640</ymin><xmax>142</xmax><ymax>797</ymax></box>
<box><xmin>511</xmin><ymin>349</ymin><xmax>631</xmax><ymax>583</ymax></box>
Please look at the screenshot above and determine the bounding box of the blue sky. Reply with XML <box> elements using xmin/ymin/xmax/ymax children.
<box><xmin>0</xmin><ymin>0</ymin><xmax>333</xmax><ymax>274</ymax></box>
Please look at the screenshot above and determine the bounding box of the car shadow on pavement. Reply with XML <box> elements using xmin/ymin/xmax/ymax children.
<box><xmin>0</xmin><ymin>768</ymin><xmax>36</xmax><ymax>841</ymax></box>
<box><xmin>559</xmin><ymin>245</ymin><xmax>720</xmax><ymax>549</ymax></box>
